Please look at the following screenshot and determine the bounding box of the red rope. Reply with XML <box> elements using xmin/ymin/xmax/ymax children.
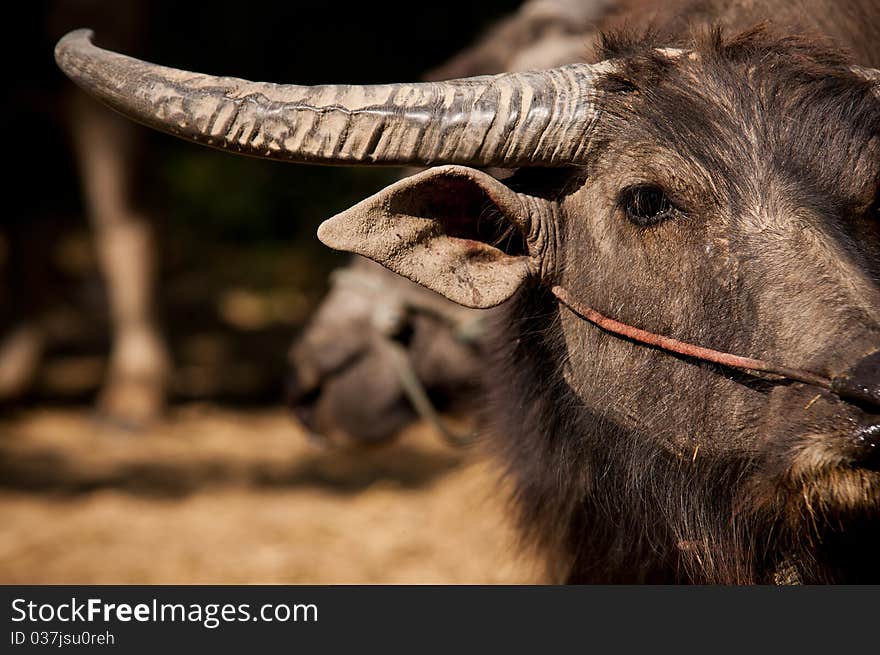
<box><xmin>550</xmin><ymin>285</ymin><xmax>832</xmax><ymax>390</ymax></box>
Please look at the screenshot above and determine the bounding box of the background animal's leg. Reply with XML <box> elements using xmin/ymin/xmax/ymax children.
<box><xmin>0</xmin><ymin>223</ymin><xmax>48</xmax><ymax>400</ymax></box>
<box><xmin>0</xmin><ymin>324</ymin><xmax>45</xmax><ymax>400</ymax></box>
<box><xmin>69</xmin><ymin>92</ymin><xmax>169</xmax><ymax>426</ymax></box>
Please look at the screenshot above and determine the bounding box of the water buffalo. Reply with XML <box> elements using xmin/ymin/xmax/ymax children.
<box><xmin>55</xmin><ymin>0</ymin><xmax>880</xmax><ymax>583</ymax></box>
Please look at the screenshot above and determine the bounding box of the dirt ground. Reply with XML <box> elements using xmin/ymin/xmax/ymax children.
<box><xmin>0</xmin><ymin>406</ymin><xmax>541</xmax><ymax>584</ymax></box>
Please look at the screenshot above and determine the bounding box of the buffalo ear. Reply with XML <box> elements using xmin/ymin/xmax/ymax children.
<box><xmin>317</xmin><ymin>165</ymin><xmax>534</xmax><ymax>308</ymax></box>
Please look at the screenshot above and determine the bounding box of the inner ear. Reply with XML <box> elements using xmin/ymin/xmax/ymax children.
<box><xmin>393</xmin><ymin>175</ymin><xmax>528</xmax><ymax>258</ymax></box>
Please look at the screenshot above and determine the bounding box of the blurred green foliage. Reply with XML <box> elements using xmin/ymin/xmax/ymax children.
<box><xmin>161</xmin><ymin>149</ymin><xmax>401</xmax><ymax>244</ymax></box>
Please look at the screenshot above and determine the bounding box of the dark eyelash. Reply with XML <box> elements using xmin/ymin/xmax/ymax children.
<box><xmin>618</xmin><ymin>184</ymin><xmax>677</xmax><ymax>226</ymax></box>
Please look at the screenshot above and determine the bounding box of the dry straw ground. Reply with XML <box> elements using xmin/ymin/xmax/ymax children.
<box><xmin>0</xmin><ymin>407</ymin><xmax>540</xmax><ymax>584</ymax></box>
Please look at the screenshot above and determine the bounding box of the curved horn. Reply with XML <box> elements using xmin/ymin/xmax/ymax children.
<box><xmin>55</xmin><ymin>29</ymin><xmax>613</xmax><ymax>168</ymax></box>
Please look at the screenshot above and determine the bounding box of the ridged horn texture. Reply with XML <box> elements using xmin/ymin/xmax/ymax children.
<box><xmin>55</xmin><ymin>29</ymin><xmax>614</xmax><ymax>168</ymax></box>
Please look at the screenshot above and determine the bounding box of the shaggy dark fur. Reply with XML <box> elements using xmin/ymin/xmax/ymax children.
<box><xmin>486</xmin><ymin>2</ymin><xmax>880</xmax><ymax>584</ymax></box>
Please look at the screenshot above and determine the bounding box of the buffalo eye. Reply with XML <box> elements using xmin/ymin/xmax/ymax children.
<box><xmin>619</xmin><ymin>184</ymin><xmax>675</xmax><ymax>226</ymax></box>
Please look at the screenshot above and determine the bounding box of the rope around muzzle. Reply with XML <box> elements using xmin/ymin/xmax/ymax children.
<box><xmin>376</xmin><ymin>336</ymin><xmax>477</xmax><ymax>448</ymax></box>
<box><xmin>550</xmin><ymin>285</ymin><xmax>835</xmax><ymax>391</ymax></box>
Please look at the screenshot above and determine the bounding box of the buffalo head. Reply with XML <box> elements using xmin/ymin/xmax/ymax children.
<box><xmin>55</xmin><ymin>24</ymin><xmax>880</xmax><ymax>581</ymax></box>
